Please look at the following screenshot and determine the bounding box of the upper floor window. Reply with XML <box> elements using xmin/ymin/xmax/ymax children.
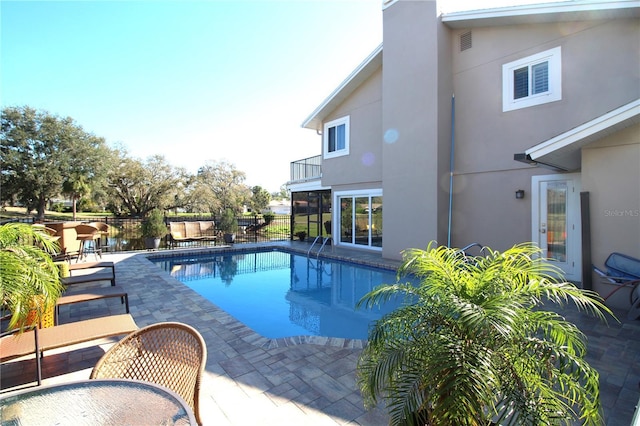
<box><xmin>323</xmin><ymin>116</ymin><xmax>349</xmax><ymax>159</ymax></box>
<box><xmin>502</xmin><ymin>47</ymin><xmax>561</xmax><ymax>112</ymax></box>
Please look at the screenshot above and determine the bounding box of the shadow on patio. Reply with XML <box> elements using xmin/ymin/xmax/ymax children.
<box><xmin>2</xmin><ymin>244</ymin><xmax>639</xmax><ymax>425</ymax></box>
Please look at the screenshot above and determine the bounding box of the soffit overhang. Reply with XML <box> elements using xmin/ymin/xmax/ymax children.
<box><xmin>442</xmin><ymin>0</ymin><xmax>640</xmax><ymax>29</ymax></box>
<box><xmin>515</xmin><ymin>99</ymin><xmax>640</xmax><ymax>171</ymax></box>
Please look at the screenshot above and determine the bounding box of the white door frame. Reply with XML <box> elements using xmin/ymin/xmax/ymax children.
<box><xmin>333</xmin><ymin>189</ymin><xmax>383</xmax><ymax>251</ymax></box>
<box><xmin>531</xmin><ymin>173</ymin><xmax>582</xmax><ymax>282</ymax></box>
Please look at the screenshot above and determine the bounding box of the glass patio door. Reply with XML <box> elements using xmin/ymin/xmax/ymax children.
<box><xmin>532</xmin><ymin>174</ymin><xmax>581</xmax><ymax>281</ymax></box>
<box><xmin>336</xmin><ymin>191</ymin><xmax>382</xmax><ymax>250</ymax></box>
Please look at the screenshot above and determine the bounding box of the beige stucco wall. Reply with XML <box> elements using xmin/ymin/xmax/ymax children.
<box><xmin>321</xmin><ymin>68</ymin><xmax>383</xmax><ymax>188</ymax></box>
<box><xmin>381</xmin><ymin>0</ymin><xmax>452</xmax><ymax>260</ymax></box>
<box><xmin>582</xmin><ymin>123</ymin><xmax>640</xmax><ymax>308</ymax></box>
<box><xmin>309</xmin><ymin>4</ymin><xmax>638</xmax><ymax>268</ymax></box>
<box><xmin>449</xmin><ymin>17</ymin><xmax>639</xmax><ymax>251</ymax></box>
<box><xmin>452</xmin><ymin>19</ymin><xmax>639</xmax><ymax>164</ymax></box>
<box><xmin>449</xmin><ymin>168</ymin><xmax>539</xmax><ymax>251</ymax></box>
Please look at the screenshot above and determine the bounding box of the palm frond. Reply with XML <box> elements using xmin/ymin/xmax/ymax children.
<box><xmin>357</xmin><ymin>242</ymin><xmax>613</xmax><ymax>425</ymax></box>
<box><xmin>0</xmin><ymin>223</ymin><xmax>64</xmax><ymax>331</ymax></box>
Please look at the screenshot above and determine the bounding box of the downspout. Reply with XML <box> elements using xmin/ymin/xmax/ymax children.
<box><xmin>447</xmin><ymin>94</ymin><xmax>455</xmax><ymax>247</ymax></box>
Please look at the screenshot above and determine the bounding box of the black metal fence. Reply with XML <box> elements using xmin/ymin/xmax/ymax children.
<box><xmin>31</xmin><ymin>214</ymin><xmax>291</xmax><ymax>252</ymax></box>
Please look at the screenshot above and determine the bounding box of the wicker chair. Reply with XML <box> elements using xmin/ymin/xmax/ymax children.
<box><xmin>90</xmin><ymin>322</ymin><xmax>207</xmax><ymax>425</ymax></box>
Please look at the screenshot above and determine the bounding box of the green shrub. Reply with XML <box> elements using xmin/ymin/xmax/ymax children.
<box><xmin>263</xmin><ymin>211</ymin><xmax>275</xmax><ymax>225</ymax></box>
<box><xmin>141</xmin><ymin>209</ymin><xmax>167</xmax><ymax>238</ymax></box>
<box><xmin>51</xmin><ymin>203</ymin><xmax>65</xmax><ymax>213</ymax></box>
<box><xmin>219</xmin><ymin>209</ymin><xmax>238</xmax><ymax>233</ymax></box>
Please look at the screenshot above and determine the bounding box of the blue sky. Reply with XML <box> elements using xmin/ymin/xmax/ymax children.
<box><xmin>1</xmin><ymin>0</ymin><xmax>551</xmax><ymax>192</ymax></box>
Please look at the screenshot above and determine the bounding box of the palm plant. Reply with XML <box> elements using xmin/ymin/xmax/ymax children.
<box><xmin>0</xmin><ymin>223</ymin><xmax>64</xmax><ymax>331</ymax></box>
<box><xmin>357</xmin><ymin>242</ymin><xmax>613</xmax><ymax>426</ymax></box>
<box><xmin>219</xmin><ymin>208</ymin><xmax>239</xmax><ymax>244</ymax></box>
<box><xmin>140</xmin><ymin>208</ymin><xmax>167</xmax><ymax>239</ymax></box>
<box><xmin>219</xmin><ymin>208</ymin><xmax>238</xmax><ymax>234</ymax></box>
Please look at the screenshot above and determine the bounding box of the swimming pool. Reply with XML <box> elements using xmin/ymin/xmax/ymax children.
<box><xmin>150</xmin><ymin>249</ymin><xmax>407</xmax><ymax>340</ymax></box>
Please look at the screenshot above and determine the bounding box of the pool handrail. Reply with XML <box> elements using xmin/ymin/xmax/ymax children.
<box><xmin>307</xmin><ymin>236</ymin><xmax>331</xmax><ymax>258</ymax></box>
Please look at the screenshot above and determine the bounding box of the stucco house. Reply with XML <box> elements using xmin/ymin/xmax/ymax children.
<box><xmin>287</xmin><ymin>0</ymin><xmax>639</xmax><ymax>307</ymax></box>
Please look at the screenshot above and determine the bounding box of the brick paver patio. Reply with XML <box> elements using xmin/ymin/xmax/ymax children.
<box><xmin>2</xmin><ymin>242</ymin><xmax>639</xmax><ymax>425</ymax></box>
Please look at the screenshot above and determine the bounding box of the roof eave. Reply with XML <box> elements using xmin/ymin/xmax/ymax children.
<box><xmin>515</xmin><ymin>99</ymin><xmax>640</xmax><ymax>171</ymax></box>
<box><xmin>301</xmin><ymin>44</ymin><xmax>383</xmax><ymax>131</ymax></box>
<box><xmin>442</xmin><ymin>0</ymin><xmax>640</xmax><ymax>29</ymax></box>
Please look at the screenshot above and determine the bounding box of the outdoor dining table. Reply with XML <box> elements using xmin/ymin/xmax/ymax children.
<box><xmin>0</xmin><ymin>378</ymin><xmax>197</xmax><ymax>425</ymax></box>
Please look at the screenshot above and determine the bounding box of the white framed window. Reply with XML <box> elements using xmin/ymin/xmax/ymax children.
<box><xmin>323</xmin><ymin>116</ymin><xmax>349</xmax><ymax>159</ymax></box>
<box><xmin>502</xmin><ymin>47</ymin><xmax>561</xmax><ymax>112</ymax></box>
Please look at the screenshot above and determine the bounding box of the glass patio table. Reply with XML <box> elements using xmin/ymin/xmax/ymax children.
<box><xmin>0</xmin><ymin>378</ymin><xmax>196</xmax><ymax>425</ymax></box>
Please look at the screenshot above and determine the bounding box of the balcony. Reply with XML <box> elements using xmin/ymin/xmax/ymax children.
<box><xmin>288</xmin><ymin>155</ymin><xmax>322</xmax><ymax>184</ymax></box>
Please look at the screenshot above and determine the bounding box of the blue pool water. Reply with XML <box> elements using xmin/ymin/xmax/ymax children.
<box><xmin>151</xmin><ymin>249</ymin><xmax>407</xmax><ymax>339</ymax></box>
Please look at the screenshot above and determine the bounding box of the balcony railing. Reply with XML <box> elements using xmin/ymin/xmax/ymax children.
<box><xmin>289</xmin><ymin>155</ymin><xmax>322</xmax><ymax>183</ymax></box>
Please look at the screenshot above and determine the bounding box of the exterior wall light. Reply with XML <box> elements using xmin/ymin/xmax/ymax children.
<box><xmin>515</xmin><ymin>190</ymin><xmax>525</xmax><ymax>199</ymax></box>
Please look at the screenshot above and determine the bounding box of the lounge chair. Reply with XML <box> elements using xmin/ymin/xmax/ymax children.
<box><xmin>57</xmin><ymin>261</ymin><xmax>129</xmax><ymax>323</ymax></box>
<box><xmin>63</xmin><ymin>261</ymin><xmax>116</xmax><ymax>286</ymax></box>
<box><xmin>1</xmin><ymin>314</ymin><xmax>138</xmax><ymax>385</ymax></box>
<box><xmin>90</xmin><ymin>322</ymin><xmax>207</xmax><ymax>425</ymax></box>
<box><xmin>56</xmin><ymin>287</ymin><xmax>129</xmax><ymax>324</ymax></box>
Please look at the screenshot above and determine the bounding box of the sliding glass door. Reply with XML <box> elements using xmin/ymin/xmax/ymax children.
<box><xmin>336</xmin><ymin>190</ymin><xmax>382</xmax><ymax>250</ymax></box>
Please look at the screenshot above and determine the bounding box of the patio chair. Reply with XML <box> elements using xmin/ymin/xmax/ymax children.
<box><xmin>594</xmin><ymin>252</ymin><xmax>640</xmax><ymax>319</ymax></box>
<box><xmin>90</xmin><ymin>322</ymin><xmax>207</xmax><ymax>425</ymax></box>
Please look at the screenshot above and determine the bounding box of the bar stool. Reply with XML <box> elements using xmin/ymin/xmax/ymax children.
<box><xmin>88</xmin><ymin>222</ymin><xmax>109</xmax><ymax>253</ymax></box>
<box><xmin>75</xmin><ymin>224</ymin><xmax>102</xmax><ymax>262</ymax></box>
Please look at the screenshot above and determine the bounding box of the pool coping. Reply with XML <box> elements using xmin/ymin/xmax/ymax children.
<box><xmin>145</xmin><ymin>241</ymin><xmax>401</xmax><ymax>271</ymax></box>
<box><xmin>140</xmin><ymin>241</ymin><xmax>401</xmax><ymax>350</ymax></box>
